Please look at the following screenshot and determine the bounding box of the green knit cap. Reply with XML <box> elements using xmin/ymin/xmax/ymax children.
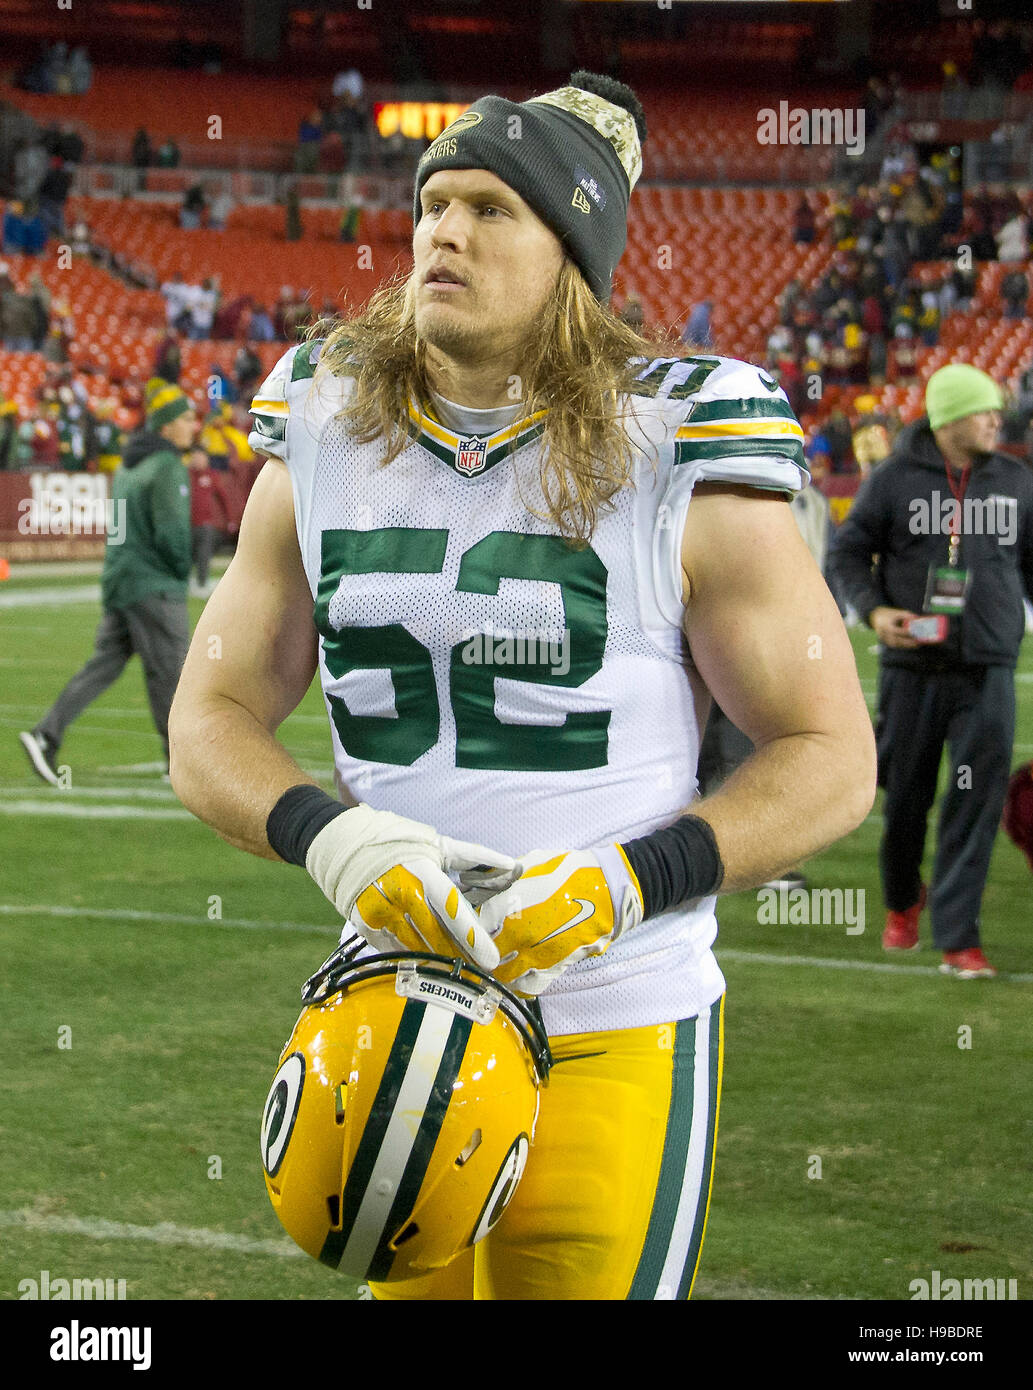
<box><xmin>145</xmin><ymin>377</ymin><xmax>193</xmax><ymax>430</ymax></box>
<box><xmin>925</xmin><ymin>364</ymin><xmax>1003</xmax><ymax>430</ymax></box>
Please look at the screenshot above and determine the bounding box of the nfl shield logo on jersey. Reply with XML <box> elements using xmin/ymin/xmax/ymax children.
<box><xmin>456</xmin><ymin>437</ymin><xmax>488</xmax><ymax>476</ymax></box>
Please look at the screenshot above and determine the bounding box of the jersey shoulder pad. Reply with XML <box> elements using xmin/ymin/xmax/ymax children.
<box><xmin>248</xmin><ymin>339</ymin><xmax>356</xmax><ymax>459</ymax></box>
<box><xmin>669</xmin><ymin>355</ymin><xmax>806</xmax><ymax>482</ymax></box>
<box><xmin>248</xmin><ymin>345</ymin><xmax>299</xmax><ymax>454</ymax></box>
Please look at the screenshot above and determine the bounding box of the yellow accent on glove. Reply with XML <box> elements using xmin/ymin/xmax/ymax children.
<box><xmin>477</xmin><ymin>846</ymin><xmax>644</xmax><ymax>996</ymax></box>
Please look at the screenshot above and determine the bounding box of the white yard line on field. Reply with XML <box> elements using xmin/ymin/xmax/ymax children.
<box><xmin>0</xmin><ymin>800</ymin><xmax>191</xmax><ymax>819</ymax></box>
<box><xmin>0</xmin><ymin>903</ymin><xmax>335</xmax><ymax>934</ymax></box>
<box><xmin>0</xmin><ymin>1208</ymin><xmax>306</xmax><ymax>1260</ymax></box>
<box><xmin>2</xmin><ymin>902</ymin><xmax>1029</xmax><ymax>980</ymax></box>
<box><xmin>0</xmin><ymin>585</ymin><xmax>102</xmax><ymax>608</ymax></box>
<box><xmin>0</xmin><ymin>1206</ymin><xmax>826</xmax><ymax>1297</ymax></box>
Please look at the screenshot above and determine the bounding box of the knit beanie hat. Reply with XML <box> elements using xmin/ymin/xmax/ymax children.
<box><xmin>413</xmin><ymin>70</ymin><xmax>647</xmax><ymax>301</ymax></box>
<box><xmin>145</xmin><ymin>377</ymin><xmax>193</xmax><ymax>430</ymax></box>
<box><xmin>925</xmin><ymin>364</ymin><xmax>1003</xmax><ymax>430</ymax></box>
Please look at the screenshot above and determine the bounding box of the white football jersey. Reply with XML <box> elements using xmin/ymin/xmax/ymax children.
<box><xmin>249</xmin><ymin>342</ymin><xmax>807</xmax><ymax>1036</ymax></box>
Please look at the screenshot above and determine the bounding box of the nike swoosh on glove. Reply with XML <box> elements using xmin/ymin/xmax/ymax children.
<box><xmin>475</xmin><ymin>845</ymin><xmax>645</xmax><ymax>996</ymax></box>
<box><xmin>305</xmin><ymin>805</ymin><xmax>518</xmax><ymax>970</ymax></box>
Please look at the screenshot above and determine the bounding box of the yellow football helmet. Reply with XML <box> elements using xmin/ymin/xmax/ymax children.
<box><xmin>260</xmin><ymin>944</ymin><xmax>551</xmax><ymax>1284</ymax></box>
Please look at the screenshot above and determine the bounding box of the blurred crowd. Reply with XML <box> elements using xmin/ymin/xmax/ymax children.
<box><xmin>15</xmin><ymin>42</ymin><xmax>93</xmax><ymax>97</ymax></box>
<box><xmin>769</xmin><ymin>154</ymin><xmax>1030</xmax><ymax>412</ymax></box>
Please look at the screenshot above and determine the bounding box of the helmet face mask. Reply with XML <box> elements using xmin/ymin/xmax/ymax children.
<box><xmin>261</xmin><ymin>946</ymin><xmax>551</xmax><ymax>1284</ymax></box>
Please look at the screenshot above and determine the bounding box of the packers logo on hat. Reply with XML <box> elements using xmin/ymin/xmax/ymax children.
<box><xmin>421</xmin><ymin>110</ymin><xmax>483</xmax><ymax>164</ymax></box>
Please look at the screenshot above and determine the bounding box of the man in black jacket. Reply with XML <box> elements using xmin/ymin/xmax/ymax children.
<box><xmin>831</xmin><ymin>364</ymin><xmax>1033</xmax><ymax>978</ymax></box>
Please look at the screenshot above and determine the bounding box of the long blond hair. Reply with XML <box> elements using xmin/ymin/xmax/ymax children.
<box><xmin>315</xmin><ymin>260</ymin><xmax>680</xmax><ymax>544</ymax></box>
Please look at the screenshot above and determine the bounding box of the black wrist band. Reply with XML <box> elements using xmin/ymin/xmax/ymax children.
<box><xmin>266</xmin><ymin>784</ymin><xmax>348</xmax><ymax>866</ymax></box>
<box><xmin>620</xmin><ymin>814</ymin><xmax>725</xmax><ymax>919</ymax></box>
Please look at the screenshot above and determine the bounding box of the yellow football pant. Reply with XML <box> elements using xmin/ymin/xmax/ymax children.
<box><xmin>369</xmin><ymin>996</ymin><xmax>724</xmax><ymax>1301</ymax></box>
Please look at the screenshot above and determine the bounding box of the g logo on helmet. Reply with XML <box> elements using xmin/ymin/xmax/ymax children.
<box><xmin>471</xmin><ymin>1134</ymin><xmax>530</xmax><ymax>1245</ymax></box>
<box><xmin>261</xmin><ymin>1052</ymin><xmax>305</xmax><ymax>1179</ymax></box>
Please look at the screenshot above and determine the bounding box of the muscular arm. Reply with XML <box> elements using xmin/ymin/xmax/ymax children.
<box><xmin>681</xmin><ymin>482</ymin><xmax>877</xmax><ymax>893</ymax></box>
<box><xmin>168</xmin><ymin>458</ymin><xmax>319</xmax><ymax>858</ymax></box>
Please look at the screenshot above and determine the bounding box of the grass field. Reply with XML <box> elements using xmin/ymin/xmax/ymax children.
<box><xmin>1</xmin><ymin>563</ymin><xmax>1031</xmax><ymax>1303</ymax></box>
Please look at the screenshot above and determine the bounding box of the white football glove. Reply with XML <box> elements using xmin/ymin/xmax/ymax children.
<box><xmin>305</xmin><ymin>805</ymin><xmax>518</xmax><ymax>970</ymax></box>
<box><xmin>475</xmin><ymin>845</ymin><xmax>645</xmax><ymax>996</ymax></box>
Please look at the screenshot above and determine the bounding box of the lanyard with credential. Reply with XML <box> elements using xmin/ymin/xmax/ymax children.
<box><xmin>943</xmin><ymin>461</ymin><xmax>971</xmax><ymax>568</ymax></box>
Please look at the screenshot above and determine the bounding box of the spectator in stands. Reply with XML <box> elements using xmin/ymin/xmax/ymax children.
<box><xmin>131</xmin><ymin>128</ymin><xmax>152</xmax><ymax>169</ymax></box>
<box><xmin>156</xmin><ymin>138</ymin><xmax>181</xmax><ymax>169</ymax></box>
<box><xmin>67</xmin><ymin>46</ymin><xmax>92</xmax><ymax>95</ymax></box>
<box><xmin>1</xmin><ymin>273</ymin><xmax>37</xmax><ymax>352</ymax></box>
<box><xmin>332</xmin><ymin>67</ymin><xmax>364</xmax><ymax>103</ymax></box>
<box><xmin>823</xmin><ymin>408</ymin><xmax>854</xmax><ymax>475</ymax></box>
<box><xmin>940</xmin><ymin>61</ymin><xmax>969</xmax><ymax>121</ymax></box>
<box><xmin>27</xmin><ymin>271</ymin><xmax>50</xmax><ymax>351</ymax></box>
<box><xmin>160</xmin><ymin>272</ymin><xmax>191</xmax><ymax>332</ymax></box>
<box><xmin>233</xmin><ymin>343</ymin><xmax>262</xmax><ymax>398</ymax></box>
<box><xmin>339</xmin><ymin>201</ymin><xmax>361</xmax><ymax>243</ymax></box>
<box><xmin>19</xmin><ymin>379</ymin><xmax>198</xmax><ymax>784</ymax></box>
<box><xmin>187</xmin><ymin>443</ymin><xmax>224</xmax><ymax>594</ymax></box>
<box><xmin>42</xmin><ymin>295</ymin><xmax>73</xmax><ymax>363</ymax></box>
<box><xmin>131</xmin><ymin>128</ymin><xmax>152</xmax><ymax>193</ymax></box>
<box><xmin>996</xmin><ymin>210</ymin><xmax>1030</xmax><ymax>263</ymax></box>
<box><xmin>212</xmin><ymin>294</ymin><xmax>253</xmax><ymax>341</ymax></box>
<box><xmin>851</xmin><ymin>395</ymin><xmax>892</xmax><ymax>477</ymax></box>
<box><xmin>1001</xmin><ymin>268</ymin><xmax>1029</xmax><ymax>321</ymax></box>
<box><xmin>792</xmin><ymin>196</ymin><xmax>816</xmax><ymax>245</ymax></box>
<box><xmin>0</xmin><ymin>397</ymin><xmax>19</xmax><ymax>469</ymax></box>
<box><xmin>249</xmin><ymin>304</ymin><xmax>275</xmax><ymax>342</ymax></box>
<box><xmin>90</xmin><ymin>398</ymin><xmax>124</xmax><ymax>474</ymax></box>
<box><xmin>830</xmin><ymin>363</ymin><xmax>1033</xmax><ymax>979</ymax></box>
<box><xmin>208</xmin><ymin>190</ymin><xmax>234</xmax><ymax>232</ymax></box>
<box><xmin>56</xmin><ymin>123</ymin><xmax>84</xmax><ymax>166</ymax></box>
<box><xmin>779</xmin><ymin>278</ymin><xmax>803</xmax><ymax>326</ymax></box>
<box><xmin>295</xmin><ymin>109</ymin><xmax>324</xmax><ymax>175</ymax></box>
<box><xmin>329</xmin><ymin>90</ymin><xmax>369</xmax><ymax>174</ymax></box>
<box><xmin>273</xmin><ymin>286</ymin><xmax>299</xmax><ymax>340</ymax></box>
<box><xmin>38</xmin><ymin>156</ymin><xmax>73</xmax><ymax>238</ymax></box>
<box><xmin>68</xmin><ymin>219</ymin><xmax>93</xmax><ymax>257</ymax></box>
<box><xmin>187</xmin><ymin>277</ymin><xmax>220</xmax><ymax>340</ymax></box>
<box><xmin>155</xmin><ymin>329</ymin><xmax>182</xmax><ymax>383</ymax></box>
<box><xmin>919</xmin><ymin>291</ymin><xmax>941</xmax><ymax>347</ymax></box>
<box><xmin>180</xmin><ymin>184</ymin><xmax>207</xmax><ymax>230</ymax></box>
<box><xmin>682</xmin><ymin>299</ymin><xmax>712</xmax><ymax>348</ymax></box>
<box><xmin>2</xmin><ymin>201</ymin><xmax>37</xmax><ymax>255</ymax></box>
<box><xmin>950</xmin><ymin>263</ymin><xmax>977</xmax><ymax>315</ymax></box>
<box><xmin>13</xmin><ymin>136</ymin><xmax>49</xmax><ymax>203</ymax></box>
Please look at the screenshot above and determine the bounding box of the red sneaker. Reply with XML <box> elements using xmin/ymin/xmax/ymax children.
<box><xmin>939</xmin><ymin>948</ymin><xmax>998</xmax><ymax>979</ymax></box>
<box><xmin>882</xmin><ymin>884</ymin><xmax>926</xmax><ymax>951</ymax></box>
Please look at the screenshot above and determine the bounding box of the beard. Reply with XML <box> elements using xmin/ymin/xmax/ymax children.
<box><xmin>415</xmin><ymin>299</ymin><xmax>486</xmax><ymax>363</ymax></box>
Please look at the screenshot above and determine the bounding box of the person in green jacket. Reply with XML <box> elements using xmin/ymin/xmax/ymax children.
<box><xmin>19</xmin><ymin>379</ymin><xmax>199</xmax><ymax>784</ymax></box>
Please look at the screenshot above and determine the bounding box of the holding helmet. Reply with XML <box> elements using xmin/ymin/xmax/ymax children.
<box><xmin>260</xmin><ymin>944</ymin><xmax>551</xmax><ymax>1286</ymax></box>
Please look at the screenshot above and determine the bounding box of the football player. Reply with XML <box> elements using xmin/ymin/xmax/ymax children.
<box><xmin>168</xmin><ymin>71</ymin><xmax>876</xmax><ymax>1300</ymax></box>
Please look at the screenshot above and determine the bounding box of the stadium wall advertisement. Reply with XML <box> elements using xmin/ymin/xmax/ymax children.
<box><xmin>0</xmin><ymin>471</ymin><xmax>109</xmax><ymax>558</ymax></box>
